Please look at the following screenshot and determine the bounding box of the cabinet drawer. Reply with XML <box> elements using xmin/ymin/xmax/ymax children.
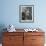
<box><xmin>3</xmin><ymin>32</ymin><xmax>23</xmax><ymax>36</ymax></box>
<box><xmin>3</xmin><ymin>44</ymin><xmax>15</xmax><ymax>46</ymax></box>
<box><xmin>24</xmin><ymin>32</ymin><xmax>44</xmax><ymax>36</ymax></box>
<box><xmin>3</xmin><ymin>43</ymin><xmax>23</xmax><ymax>46</ymax></box>
<box><xmin>3</xmin><ymin>36</ymin><xmax>23</xmax><ymax>44</ymax></box>
<box><xmin>32</xmin><ymin>36</ymin><xmax>45</xmax><ymax>44</ymax></box>
<box><xmin>32</xmin><ymin>44</ymin><xmax>44</xmax><ymax>46</ymax></box>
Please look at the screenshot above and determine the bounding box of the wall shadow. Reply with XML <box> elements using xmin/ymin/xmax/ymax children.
<box><xmin>0</xmin><ymin>24</ymin><xmax>7</xmax><ymax>43</ymax></box>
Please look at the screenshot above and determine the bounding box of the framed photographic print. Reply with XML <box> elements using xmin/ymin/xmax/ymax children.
<box><xmin>19</xmin><ymin>5</ymin><xmax>34</xmax><ymax>23</ymax></box>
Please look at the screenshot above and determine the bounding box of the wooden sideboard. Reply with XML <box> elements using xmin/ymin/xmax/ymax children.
<box><xmin>2</xmin><ymin>30</ymin><xmax>45</xmax><ymax>46</ymax></box>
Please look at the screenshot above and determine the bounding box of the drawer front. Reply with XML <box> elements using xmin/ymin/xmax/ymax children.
<box><xmin>3</xmin><ymin>43</ymin><xmax>16</xmax><ymax>46</ymax></box>
<box><xmin>32</xmin><ymin>44</ymin><xmax>44</xmax><ymax>46</ymax></box>
<box><xmin>32</xmin><ymin>36</ymin><xmax>45</xmax><ymax>44</ymax></box>
<box><xmin>24</xmin><ymin>32</ymin><xmax>44</xmax><ymax>36</ymax></box>
<box><xmin>3</xmin><ymin>36</ymin><xmax>23</xmax><ymax>44</ymax></box>
<box><xmin>3</xmin><ymin>43</ymin><xmax>23</xmax><ymax>46</ymax></box>
<box><xmin>3</xmin><ymin>32</ymin><xmax>23</xmax><ymax>36</ymax></box>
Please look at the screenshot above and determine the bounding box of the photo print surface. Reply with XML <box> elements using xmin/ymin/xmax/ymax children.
<box><xmin>19</xmin><ymin>5</ymin><xmax>34</xmax><ymax>23</ymax></box>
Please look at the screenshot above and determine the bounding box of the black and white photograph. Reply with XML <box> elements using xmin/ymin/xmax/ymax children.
<box><xmin>19</xmin><ymin>5</ymin><xmax>34</xmax><ymax>23</ymax></box>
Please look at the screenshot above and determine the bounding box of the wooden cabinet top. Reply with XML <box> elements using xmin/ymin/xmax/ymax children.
<box><xmin>3</xmin><ymin>29</ymin><xmax>45</xmax><ymax>36</ymax></box>
<box><xmin>5</xmin><ymin>29</ymin><xmax>45</xmax><ymax>32</ymax></box>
